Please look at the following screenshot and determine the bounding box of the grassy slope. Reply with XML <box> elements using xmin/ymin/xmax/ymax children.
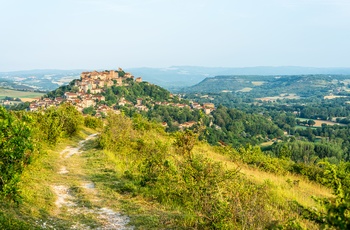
<box><xmin>196</xmin><ymin>143</ymin><xmax>332</xmax><ymax>208</ymax></box>
<box><xmin>0</xmin><ymin>125</ymin><xmax>332</xmax><ymax>229</ymax></box>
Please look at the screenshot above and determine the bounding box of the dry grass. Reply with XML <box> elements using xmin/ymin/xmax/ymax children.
<box><xmin>194</xmin><ymin>143</ymin><xmax>332</xmax><ymax>210</ymax></box>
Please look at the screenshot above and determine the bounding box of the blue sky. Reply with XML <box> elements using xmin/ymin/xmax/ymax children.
<box><xmin>1</xmin><ymin>0</ymin><xmax>350</xmax><ymax>71</ymax></box>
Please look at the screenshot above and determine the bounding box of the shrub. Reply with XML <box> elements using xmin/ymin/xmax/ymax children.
<box><xmin>0</xmin><ymin>107</ymin><xmax>33</xmax><ymax>202</ymax></box>
<box><xmin>84</xmin><ymin>115</ymin><xmax>103</xmax><ymax>129</ymax></box>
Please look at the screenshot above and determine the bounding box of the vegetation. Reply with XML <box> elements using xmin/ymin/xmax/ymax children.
<box><xmin>96</xmin><ymin>113</ymin><xmax>322</xmax><ymax>228</ymax></box>
<box><xmin>0</xmin><ymin>107</ymin><xmax>33</xmax><ymax>202</ymax></box>
<box><xmin>2</xmin><ymin>73</ymin><xmax>350</xmax><ymax>228</ymax></box>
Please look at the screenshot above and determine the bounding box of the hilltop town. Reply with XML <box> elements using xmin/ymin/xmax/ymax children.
<box><xmin>28</xmin><ymin>68</ymin><xmax>215</xmax><ymax>128</ymax></box>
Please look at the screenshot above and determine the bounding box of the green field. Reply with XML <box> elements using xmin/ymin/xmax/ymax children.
<box><xmin>0</xmin><ymin>88</ymin><xmax>44</xmax><ymax>100</ymax></box>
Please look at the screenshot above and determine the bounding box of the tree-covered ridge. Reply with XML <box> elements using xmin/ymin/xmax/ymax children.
<box><xmin>185</xmin><ymin>74</ymin><xmax>350</xmax><ymax>97</ymax></box>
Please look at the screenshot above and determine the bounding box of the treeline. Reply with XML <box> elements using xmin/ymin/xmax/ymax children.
<box><xmin>270</xmin><ymin>141</ymin><xmax>345</xmax><ymax>163</ymax></box>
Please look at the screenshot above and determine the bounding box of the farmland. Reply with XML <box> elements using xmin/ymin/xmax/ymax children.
<box><xmin>0</xmin><ymin>88</ymin><xmax>44</xmax><ymax>101</ymax></box>
<box><xmin>297</xmin><ymin>118</ymin><xmax>346</xmax><ymax>127</ymax></box>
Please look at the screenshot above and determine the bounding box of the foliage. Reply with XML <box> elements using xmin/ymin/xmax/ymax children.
<box><xmin>98</xmin><ymin>113</ymin><xmax>136</xmax><ymax>152</ymax></box>
<box><xmin>82</xmin><ymin>106</ymin><xmax>96</xmax><ymax>116</ymax></box>
<box><xmin>98</xmin><ymin>114</ymin><xmax>288</xmax><ymax>229</ymax></box>
<box><xmin>206</xmin><ymin>105</ymin><xmax>284</xmax><ymax>146</ymax></box>
<box><xmin>84</xmin><ymin>115</ymin><xmax>103</xmax><ymax>129</ymax></box>
<box><xmin>272</xmin><ymin>141</ymin><xmax>344</xmax><ymax>163</ymax></box>
<box><xmin>236</xmin><ymin>145</ymin><xmax>292</xmax><ymax>175</ymax></box>
<box><xmin>0</xmin><ymin>107</ymin><xmax>33</xmax><ymax>202</ymax></box>
<box><xmin>57</xmin><ymin>103</ymin><xmax>82</xmax><ymax>137</ymax></box>
<box><xmin>32</xmin><ymin>103</ymin><xmax>83</xmax><ymax>145</ymax></box>
<box><xmin>298</xmin><ymin>162</ymin><xmax>350</xmax><ymax>229</ymax></box>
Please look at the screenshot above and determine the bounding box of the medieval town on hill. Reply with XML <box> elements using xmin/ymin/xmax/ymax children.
<box><xmin>28</xmin><ymin>68</ymin><xmax>215</xmax><ymax>128</ymax></box>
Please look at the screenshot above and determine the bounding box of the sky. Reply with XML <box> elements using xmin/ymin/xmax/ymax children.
<box><xmin>1</xmin><ymin>0</ymin><xmax>350</xmax><ymax>71</ymax></box>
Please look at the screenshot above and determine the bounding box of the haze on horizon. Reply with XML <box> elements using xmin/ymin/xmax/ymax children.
<box><xmin>1</xmin><ymin>0</ymin><xmax>350</xmax><ymax>72</ymax></box>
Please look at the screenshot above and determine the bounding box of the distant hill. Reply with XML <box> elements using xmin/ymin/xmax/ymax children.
<box><xmin>127</xmin><ymin>66</ymin><xmax>350</xmax><ymax>90</ymax></box>
<box><xmin>2</xmin><ymin>66</ymin><xmax>350</xmax><ymax>91</ymax></box>
<box><xmin>0</xmin><ymin>69</ymin><xmax>83</xmax><ymax>91</ymax></box>
<box><xmin>183</xmin><ymin>74</ymin><xmax>350</xmax><ymax>98</ymax></box>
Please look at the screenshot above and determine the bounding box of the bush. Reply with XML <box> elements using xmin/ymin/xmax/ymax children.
<box><xmin>84</xmin><ymin>115</ymin><xmax>103</xmax><ymax>129</ymax></box>
<box><xmin>0</xmin><ymin>107</ymin><xmax>33</xmax><ymax>202</ymax></box>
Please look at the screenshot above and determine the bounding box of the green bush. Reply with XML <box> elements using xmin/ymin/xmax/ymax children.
<box><xmin>84</xmin><ymin>115</ymin><xmax>103</xmax><ymax>129</ymax></box>
<box><xmin>0</xmin><ymin>107</ymin><xmax>33</xmax><ymax>202</ymax></box>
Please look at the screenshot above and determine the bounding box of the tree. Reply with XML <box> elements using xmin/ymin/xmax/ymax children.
<box><xmin>308</xmin><ymin>119</ymin><xmax>316</xmax><ymax>127</ymax></box>
<box><xmin>57</xmin><ymin>103</ymin><xmax>83</xmax><ymax>137</ymax></box>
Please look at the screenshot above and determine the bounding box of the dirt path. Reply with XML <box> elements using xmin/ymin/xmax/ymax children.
<box><xmin>52</xmin><ymin>134</ymin><xmax>133</xmax><ymax>229</ymax></box>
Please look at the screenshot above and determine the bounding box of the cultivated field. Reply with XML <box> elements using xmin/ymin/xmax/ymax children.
<box><xmin>0</xmin><ymin>88</ymin><xmax>44</xmax><ymax>101</ymax></box>
<box><xmin>297</xmin><ymin>118</ymin><xmax>346</xmax><ymax>127</ymax></box>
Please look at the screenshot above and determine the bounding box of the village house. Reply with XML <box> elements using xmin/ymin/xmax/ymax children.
<box><xmin>118</xmin><ymin>97</ymin><xmax>133</xmax><ymax>106</ymax></box>
<box><xmin>54</xmin><ymin>97</ymin><xmax>64</xmax><ymax>104</ymax></box>
<box><xmin>64</xmin><ymin>92</ymin><xmax>78</xmax><ymax>100</ymax></box>
<box><xmin>203</xmin><ymin>103</ymin><xmax>215</xmax><ymax>109</ymax></box>
<box><xmin>191</xmin><ymin>102</ymin><xmax>202</xmax><ymax>109</ymax></box>
<box><xmin>179</xmin><ymin>121</ymin><xmax>197</xmax><ymax>129</ymax></box>
<box><xmin>204</xmin><ymin>108</ymin><xmax>213</xmax><ymax>115</ymax></box>
<box><xmin>29</xmin><ymin>103</ymin><xmax>39</xmax><ymax>111</ymax></box>
<box><xmin>92</xmin><ymin>95</ymin><xmax>105</xmax><ymax>101</ymax></box>
<box><xmin>135</xmin><ymin>105</ymin><xmax>149</xmax><ymax>111</ymax></box>
<box><xmin>81</xmin><ymin>98</ymin><xmax>95</xmax><ymax>108</ymax></box>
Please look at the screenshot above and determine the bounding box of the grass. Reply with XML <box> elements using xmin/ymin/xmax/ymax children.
<box><xmin>197</xmin><ymin>143</ymin><xmax>332</xmax><ymax>201</ymax></box>
<box><xmin>194</xmin><ymin>142</ymin><xmax>331</xmax><ymax>228</ymax></box>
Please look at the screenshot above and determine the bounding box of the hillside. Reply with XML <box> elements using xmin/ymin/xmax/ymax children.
<box><xmin>0</xmin><ymin>110</ymin><xmax>335</xmax><ymax>229</ymax></box>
